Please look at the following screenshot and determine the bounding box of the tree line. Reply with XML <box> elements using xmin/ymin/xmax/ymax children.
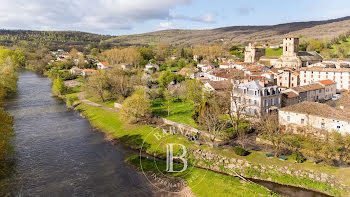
<box><xmin>0</xmin><ymin>46</ymin><xmax>25</xmax><ymax>177</ymax></box>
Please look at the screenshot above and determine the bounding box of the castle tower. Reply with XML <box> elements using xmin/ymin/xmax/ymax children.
<box><xmin>244</xmin><ymin>43</ymin><xmax>265</xmax><ymax>63</ymax></box>
<box><xmin>283</xmin><ymin>37</ymin><xmax>299</xmax><ymax>57</ymax></box>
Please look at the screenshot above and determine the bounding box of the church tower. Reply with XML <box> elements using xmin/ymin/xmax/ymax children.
<box><xmin>283</xmin><ymin>37</ymin><xmax>299</xmax><ymax>57</ymax></box>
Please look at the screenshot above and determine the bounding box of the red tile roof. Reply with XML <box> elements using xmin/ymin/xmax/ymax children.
<box><xmin>318</xmin><ymin>79</ymin><xmax>336</xmax><ymax>86</ymax></box>
<box><xmin>101</xmin><ymin>62</ymin><xmax>109</xmax><ymax>66</ymax></box>
<box><xmin>220</xmin><ymin>62</ymin><xmax>230</xmax><ymax>65</ymax></box>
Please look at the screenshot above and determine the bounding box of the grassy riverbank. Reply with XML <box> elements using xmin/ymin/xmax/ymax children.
<box><xmin>126</xmin><ymin>155</ymin><xmax>279</xmax><ymax>197</ymax></box>
<box><xmin>68</xmin><ymin>94</ymin><xmax>348</xmax><ymax>196</ymax></box>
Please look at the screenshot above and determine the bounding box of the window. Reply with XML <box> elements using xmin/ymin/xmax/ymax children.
<box><xmin>254</xmin><ymin>100</ymin><xmax>257</xmax><ymax>105</ymax></box>
<box><xmin>287</xmin><ymin>116</ymin><xmax>290</xmax><ymax>121</ymax></box>
<box><xmin>301</xmin><ymin>119</ymin><xmax>304</xmax><ymax>124</ymax></box>
<box><xmin>337</xmin><ymin>125</ymin><xmax>341</xmax><ymax>130</ymax></box>
<box><xmin>321</xmin><ymin>122</ymin><xmax>325</xmax><ymax>128</ymax></box>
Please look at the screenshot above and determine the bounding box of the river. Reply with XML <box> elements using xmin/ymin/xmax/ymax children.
<box><xmin>0</xmin><ymin>70</ymin><xmax>333</xmax><ymax>197</ymax></box>
<box><xmin>0</xmin><ymin>70</ymin><xmax>155</xmax><ymax>196</ymax></box>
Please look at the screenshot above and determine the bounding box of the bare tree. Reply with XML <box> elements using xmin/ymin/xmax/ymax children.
<box><xmin>198</xmin><ymin>99</ymin><xmax>228</xmax><ymax>147</ymax></box>
<box><xmin>219</xmin><ymin>71</ymin><xmax>251</xmax><ymax>148</ymax></box>
<box><xmin>84</xmin><ymin>70</ymin><xmax>108</xmax><ymax>102</ymax></box>
<box><xmin>257</xmin><ymin>115</ymin><xmax>285</xmax><ymax>156</ymax></box>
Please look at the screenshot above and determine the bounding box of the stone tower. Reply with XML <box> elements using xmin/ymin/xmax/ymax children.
<box><xmin>244</xmin><ymin>43</ymin><xmax>265</xmax><ymax>63</ymax></box>
<box><xmin>283</xmin><ymin>37</ymin><xmax>299</xmax><ymax>57</ymax></box>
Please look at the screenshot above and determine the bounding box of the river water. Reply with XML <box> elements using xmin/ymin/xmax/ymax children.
<box><xmin>0</xmin><ymin>70</ymin><xmax>155</xmax><ymax>196</ymax></box>
<box><xmin>0</xmin><ymin>70</ymin><xmax>334</xmax><ymax>197</ymax></box>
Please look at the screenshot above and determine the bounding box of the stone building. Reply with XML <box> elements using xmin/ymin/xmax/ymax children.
<box><xmin>316</xmin><ymin>80</ymin><xmax>337</xmax><ymax>100</ymax></box>
<box><xmin>273</xmin><ymin>37</ymin><xmax>323</xmax><ymax>70</ymax></box>
<box><xmin>231</xmin><ymin>80</ymin><xmax>281</xmax><ymax>117</ymax></box>
<box><xmin>279</xmin><ymin>102</ymin><xmax>350</xmax><ymax>135</ymax></box>
<box><xmin>281</xmin><ymin>83</ymin><xmax>327</xmax><ymax>107</ymax></box>
<box><xmin>244</xmin><ymin>43</ymin><xmax>265</xmax><ymax>63</ymax></box>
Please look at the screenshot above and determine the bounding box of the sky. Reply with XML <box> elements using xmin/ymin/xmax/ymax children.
<box><xmin>1</xmin><ymin>0</ymin><xmax>350</xmax><ymax>36</ymax></box>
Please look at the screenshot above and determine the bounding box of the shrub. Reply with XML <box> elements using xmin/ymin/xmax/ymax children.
<box><xmin>291</xmin><ymin>153</ymin><xmax>305</xmax><ymax>163</ymax></box>
<box><xmin>234</xmin><ymin>146</ymin><xmax>249</xmax><ymax>156</ymax></box>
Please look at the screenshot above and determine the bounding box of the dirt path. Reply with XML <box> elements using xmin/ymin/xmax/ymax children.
<box><xmin>78</xmin><ymin>92</ymin><xmax>119</xmax><ymax>113</ymax></box>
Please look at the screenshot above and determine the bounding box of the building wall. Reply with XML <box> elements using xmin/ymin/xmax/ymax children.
<box><xmin>279</xmin><ymin>110</ymin><xmax>350</xmax><ymax>135</ymax></box>
<box><xmin>232</xmin><ymin>86</ymin><xmax>281</xmax><ymax>117</ymax></box>
<box><xmin>306</xmin><ymin>88</ymin><xmax>325</xmax><ymax>102</ymax></box>
<box><xmin>300</xmin><ymin>70</ymin><xmax>350</xmax><ymax>91</ymax></box>
<box><xmin>277</xmin><ymin>71</ymin><xmax>300</xmax><ymax>88</ymax></box>
<box><xmin>323</xmin><ymin>84</ymin><xmax>337</xmax><ymax>100</ymax></box>
<box><xmin>244</xmin><ymin>44</ymin><xmax>265</xmax><ymax>63</ymax></box>
<box><xmin>283</xmin><ymin>38</ymin><xmax>299</xmax><ymax>57</ymax></box>
<box><xmin>281</xmin><ymin>94</ymin><xmax>298</xmax><ymax>107</ymax></box>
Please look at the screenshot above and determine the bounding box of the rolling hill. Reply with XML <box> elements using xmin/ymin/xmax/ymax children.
<box><xmin>104</xmin><ymin>16</ymin><xmax>350</xmax><ymax>46</ymax></box>
<box><xmin>1</xmin><ymin>16</ymin><xmax>350</xmax><ymax>49</ymax></box>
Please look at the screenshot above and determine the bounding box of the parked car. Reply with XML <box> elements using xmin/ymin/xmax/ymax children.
<box><xmin>332</xmin><ymin>94</ymin><xmax>341</xmax><ymax>101</ymax></box>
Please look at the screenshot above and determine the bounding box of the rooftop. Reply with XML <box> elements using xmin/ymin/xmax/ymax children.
<box><xmin>300</xmin><ymin>66</ymin><xmax>350</xmax><ymax>72</ymax></box>
<box><xmin>298</xmin><ymin>51</ymin><xmax>323</xmax><ymax>62</ymax></box>
<box><xmin>283</xmin><ymin>91</ymin><xmax>299</xmax><ymax>98</ymax></box>
<box><xmin>317</xmin><ymin>79</ymin><xmax>336</xmax><ymax>86</ymax></box>
<box><xmin>291</xmin><ymin>83</ymin><xmax>324</xmax><ymax>93</ymax></box>
<box><xmin>279</xmin><ymin>102</ymin><xmax>350</xmax><ymax>122</ymax></box>
<box><xmin>206</xmin><ymin>81</ymin><xmax>231</xmax><ymax>91</ymax></box>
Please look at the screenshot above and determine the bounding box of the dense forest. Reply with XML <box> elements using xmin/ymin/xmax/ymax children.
<box><xmin>0</xmin><ymin>30</ymin><xmax>112</xmax><ymax>52</ymax></box>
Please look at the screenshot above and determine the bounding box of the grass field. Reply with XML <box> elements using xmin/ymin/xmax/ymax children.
<box><xmin>151</xmin><ymin>98</ymin><xmax>198</xmax><ymax>128</ymax></box>
<box><xmin>71</xmin><ymin>100</ymin><xmax>348</xmax><ymax>196</ymax></box>
<box><xmin>265</xmin><ymin>48</ymin><xmax>283</xmax><ymax>56</ymax></box>
<box><xmin>127</xmin><ymin>155</ymin><xmax>280</xmax><ymax>197</ymax></box>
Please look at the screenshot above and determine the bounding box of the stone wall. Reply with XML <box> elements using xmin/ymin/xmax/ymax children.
<box><xmin>188</xmin><ymin>149</ymin><xmax>345</xmax><ymax>193</ymax></box>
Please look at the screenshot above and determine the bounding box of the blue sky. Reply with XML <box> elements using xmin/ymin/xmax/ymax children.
<box><xmin>1</xmin><ymin>0</ymin><xmax>350</xmax><ymax>35</ymax></box>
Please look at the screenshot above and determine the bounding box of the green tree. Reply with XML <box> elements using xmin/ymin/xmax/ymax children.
<box><xmin>120</xmin><ymin>88</ymin><xmax>152</xmax><ymax>124</ymax></box>
<box><xmin>0</xmin><ymin>108</ymin><xmax>14</xmax><ymax>177</ymax></box>
<box><xmin>158</xmin><ymin>71</ymin><xmax>175</xmax><ymax>89</ymax></box>
<box><xmin>164</xmin><ymin>90</ymin><xmax>172</xmax><ymax>116</ymax></box>
<box><xmin>84</xmin><ymin>70</ymin><xmax>108</xmax><ymax>102</ymax></box>
<box><xmin>186</xmin><ymin>79</ymin><xmax>204</xmax><ymax>105</ymax></box>
<box><xmin>52</xmin><ymin>76</ymin><xmax>66</xmax><ymax>96</ymax></box>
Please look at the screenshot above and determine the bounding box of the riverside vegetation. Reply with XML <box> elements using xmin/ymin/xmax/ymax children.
<box><xmin>0</xmin><ymin>46</ymin><xmax>26</xmax><ymax>178</ymax></box>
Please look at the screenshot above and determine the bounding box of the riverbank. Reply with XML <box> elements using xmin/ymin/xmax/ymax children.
<box><xmin>61</xmin><ymin>86</ymin><xmax>347</xmax><ymax>196</ymax></box>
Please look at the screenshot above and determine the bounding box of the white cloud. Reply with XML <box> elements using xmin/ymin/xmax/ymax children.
<box><xmin>156</xmin><ymin>22</ymin><xmax>177</xmax><ymax>30</ymax></box>
<box><xmin>169</xmin><ymin>12</ymin><xmax>215</xmax><ymax>23</ymax></box>
<box><xmin>0</xmin><ymin>0</ymin><xmax>193</xmax><ymax>33</ymax></box>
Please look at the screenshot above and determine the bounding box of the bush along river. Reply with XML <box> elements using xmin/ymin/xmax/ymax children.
<box><xmin>0</xmin><ymin>70</ymin><xmax>335</xmax><ymax>197</ymax></box>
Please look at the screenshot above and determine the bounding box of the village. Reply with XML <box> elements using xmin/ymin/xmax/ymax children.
<box><xmin>36</xmin><ymin>36</ymin><xmax>350</xmax><ymax>196</ymax></box>
<box><xmin>55</xmin><ymin>36</ymin><xmax>350</xmax><ymax>139</ymax></box>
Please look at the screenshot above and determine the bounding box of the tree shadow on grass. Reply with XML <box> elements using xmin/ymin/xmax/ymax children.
<box><xmin>119</xmin><ymin>134</ymin><xmax>151</xmax><ymax>150</ymax></box>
